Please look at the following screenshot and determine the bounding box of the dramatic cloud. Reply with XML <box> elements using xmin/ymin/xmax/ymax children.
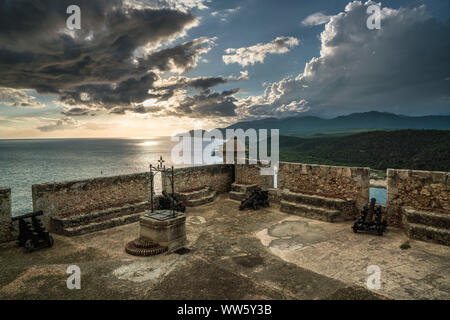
<box><xmin>109</xmin><ymin>105</ymin><xmax>163</xmax><ymax>115</ymax></box>
<box><xmin>301</xmin><ymin>12</ymin><xmax>333</xmax><ymax>26</ymax></box>
<box><xmin>151</xmin><ymin>71</ymin><xmax>247</xmax><ymax>95</ymax></box>
<box><xmin>223</xmin><ymin>37</ymin><xmax>299</xmax><ymax>67</ymax></box>
<box><xmin>124</xmin><ymin>0</ymin><xmax>211</xmax><ymax>11</ymax></box>
<box><xmin>211</xmin><ymin>6</ymin><xmax>241</xmax><ymax>22</ymax></box>
<box><xmin>0</xmin><ymin>88</ymin><xmax>42</xmax><ymax>107</ymax></box>
<box><xmin>61</xmin><ymin>107</ymin><xmax>93</xmax><ymax>117</ymax></box>
<box><xmin>163</xmin><ymin>89</ymin><xmax>240</xmax><ymax>118</ymax></box>
<box><xmin>0</xmin><ymin>0</ymin><xmax>211</xmax><ymax>111</ymax></box>
<box><xmin>102</xmin><ymin>71</ymin><xmax>247</xmax><ymax>117</ymax></box>
<box><xmin>58</xmin><ymin>73</ymin><xmax>157</xmax><ymax>109</ymax></box>
<box><xmin>37</xmin><ymin>117</ymin><xmax>79</xmax><ymax>132</ymax></box>
<box><xmin>239</xmin><ymin>1</ymin><xmax>450</xmax><ymax>118</ymax></box>
<box><xmin>56</xmin><ymin>35</ymin><xmax>225</xmax><ymax>109</ymax></box>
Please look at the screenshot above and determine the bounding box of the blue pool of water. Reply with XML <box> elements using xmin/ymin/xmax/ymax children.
<box><xmin>370</xmin><ymin>187</ymin><xmax>387</xmax><ymax>204</ymax></box>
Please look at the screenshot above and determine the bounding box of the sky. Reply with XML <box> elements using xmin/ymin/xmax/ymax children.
<box><xmin>0</xmin><ymin>0</ymin><xmax>449</xmax><ymax>139</ymax></box>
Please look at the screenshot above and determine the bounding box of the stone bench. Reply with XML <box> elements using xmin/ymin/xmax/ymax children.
<box><xmin>280</xmin><ymin>190</ymin><xmax>357</xmax><ymax>222</ymax></box>
<box><xmin>404</xmin><ymin>207</ymin><xmax>450</xmax><ymax>246</ymax></box>
<box><xmin>50</xmin><ymin>201</ymin><xmax>150</xmax><ymax>236</ymax></box>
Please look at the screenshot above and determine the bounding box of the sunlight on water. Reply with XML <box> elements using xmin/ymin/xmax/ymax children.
<box><xmin>139</xmin><ymin>141</ymin><xmax>159</xmax><ymax>147</ymax></box>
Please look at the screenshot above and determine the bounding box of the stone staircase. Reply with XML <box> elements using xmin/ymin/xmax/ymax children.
<box><xmin>50</xmin><ymin>202</ymin><xmax>149</xmax><ymax>236</ymax></box>
<box><xmin>280</xmin><ymin>190</ymin><xmax>356</xmax><ymax>222</ymax></box>
<box><xmin>175</xmin><ymin>187</ymin><xmax>216</xmax><ymax>207</ymax></box>
<box><xmin>229</xmin><ymin>183</ymin><xmax>258</xmax><ymax>201</ymax></box>
<box><xmin>404</xmin><ymin>208</ymin><xmax>450</xmax><ymax>246</ymax></box>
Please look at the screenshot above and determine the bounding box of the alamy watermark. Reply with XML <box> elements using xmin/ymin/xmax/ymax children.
<box><xmin>66</xmin><ymin>265</ymin><xmax>81</xmax><ymax>290</ymax></box>
<box><xmin>366</xmin><ymin>4</ymin><xmax>381</xmax><ymax>30</ymax></box>
<box><xmin>171</xmin><ymin>128</ymin><xmax>279</xmax><ymax>176</ymax></box>
<box><xmin>66</xmin><ymin>5</ymin><xmax>81</xmax><ymax>30</ymax></box>
<box><xmin>366</xmin><ymin>265</ymin><xmax>381</xmax><ymax>290</ymax></box>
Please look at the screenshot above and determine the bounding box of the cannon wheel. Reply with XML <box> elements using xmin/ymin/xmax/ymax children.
<box><xmin>25</xmin><ymin>240</ymin><xmax>34</xmax><ymax>253</ymax></box>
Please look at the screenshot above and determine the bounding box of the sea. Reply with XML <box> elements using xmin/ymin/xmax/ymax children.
<box><xmin>0</xmin><ymin>138</ymin><xmax>386</xmax><ymax>217</ymax></box>
<box><xmin>0</xmin><ymin>137</ymin><xmax>221</xmax><ymax>216</ymax></box>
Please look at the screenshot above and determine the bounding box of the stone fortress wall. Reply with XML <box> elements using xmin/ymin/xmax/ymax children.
<box><xmin>277</xmin><ymin>162</ymin><xmax>370</xmax><ymax>212</ymax></box>
<box><xmin>0</xmin><ymin>162</ymin><xmax>448</xmax><ymax>243</ymax></box>
<box><xmin>162</xmin><ymin>164</ymin><xmax>234</xmax><ymax>194</ymax></box>
<box><xmin>32</xmin><ymin>173</ymin><xmax>151</xmax><ymax>218</ymax></box>
<box><xmin>386</xmin><ymin>169</ymin><xmax>449</xmax><ymax>227</ymax></box>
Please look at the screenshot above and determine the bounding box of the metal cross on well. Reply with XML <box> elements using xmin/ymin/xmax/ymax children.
<box><xmin>157</xmin><ymin>156</ymin><xmax>165</xmax><ymax>169</ymax></box>
<box><xmin>149</xmin><ymin>156</ymin><xmax>176</xmax><ymax>217</ymax></box>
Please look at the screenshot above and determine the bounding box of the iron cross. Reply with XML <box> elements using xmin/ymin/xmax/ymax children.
<box><xmin>157</xmin><ymin>156</ymin><xmax>165</xmax><ymax>169</ymax></box>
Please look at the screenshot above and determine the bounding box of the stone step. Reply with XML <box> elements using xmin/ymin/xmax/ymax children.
<box><xmin>229</xmin><ymin>191</ymin><xmax>246</xmax><ymax>201</ymax></box>
<box><xmin>280</xmin><ymin>200</ymin><xmax>342</xmax><ymax>222</ymax></box>
<box><xmin>231</xmin><ymin>183</ymin><xmax>258</xmax><ymax>194</ymax></box>
<box><xmin>404</xmin><ymin>208</ymin><xmax>450</xmax><ymax>230</ymax></box>
<box><xmin>175</xmin><ymin>187</ymin><xmax>211</xmax><ymax>202</ymax></box>
<box><xmin>406</xmin><ymin>223</ymin><xmax>450</xmax><ymax>246</ymax></box>
<box><xmin>281</xmin><ymin>190</ymin><xmax>354</xmax><ymax>210</ymax></box>
<box><xmin>185</xmin><ymin>191</ymin><xmax>216</xmax><ymax>207</ymax></box>
<box><xmin>57</xmin><ymin>212</ymin><xmax>143</xmax><ymax>237</ymax></box>
<box><xmin>50</xmin><ymin>202</ymin><xmax>150</xmax><ymax>229</ymax></box>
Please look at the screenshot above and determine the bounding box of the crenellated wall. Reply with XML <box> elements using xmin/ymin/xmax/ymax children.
<box><xmin>1</xmin><ymin>162</ymin><xmax>448</xmax><ymax>242</ymax></box>
<box><xmin>386</xmin><ymin>169</ymin><xmax>450</xmax><ymax>226</ymax></box>
<box><xmin>162</xmin><ymin>164</ymin><xmax>234</xmax><ymax>194</ymax></box>
<box><xmin>235</xmin><ymin>163</ymin><xmax>273</xmax><ymax>188</ymax></box>
<box><xmin>0</xmin><ymin>188</ymin><xmax>16</xmax><ymax>243</ymax></box>
<box><xmin>32</xmin><ymin>173</ymin><xmax>151</xmax><ymax>227</ymax></box>
<box><xmin>278</xmin><ymin>162</ymin><xmax>370</xmax><ymax>212</ymax></box>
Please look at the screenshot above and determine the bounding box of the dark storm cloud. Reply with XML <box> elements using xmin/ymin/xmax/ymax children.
<box><xmin>100</xmin><ymin>75</ymin><xmax>242</xmax><ymax>117</ymax></box>
<box><xmin>166</xmin><ymin>76</ymin><xmax>229</xmax><ymax>91</ymax></box>
<box><xmin>0</xmin><ymin>0</ymin><xmax>210</xmax><ymax>109</ymax></box>
<box><xmin>58</xmin><ymin>73</ymin><xmax>158</xmax><ymax>107</ymax></box>
<box><xmin>147</xmin><ymin>71</ymin><xmax>247</xmax><ymax>102</ymax></box>
<box><xmin>60</xmin><ymin>107</ymin><xmax>91</xmax><ymax>116</ymax></box>
<box><xmin>167</xmin><ymin>88</ymin><xmax>240</xmax><ymax>118</ymax></box>
<box><xmin>110</xmin><ymin>105</ymin><xmax>163</xmax><ymax>115</ymax></box>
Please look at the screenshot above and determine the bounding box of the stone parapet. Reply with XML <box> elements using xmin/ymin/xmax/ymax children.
<box><xmin>162</xmin><ymin>164</ymin><xmax>234</xmax><ymax>194</ymax></box>
<box><xmin>32</xmin><ymin>173</ymin><xmax>151</xmax><ymax>230</ymax></box>
<box><xmin>0</xmin><ymin>188</ymin><xmax>16</xmax><ymax>243</ymax></box>
<box><xmin>278</xmin><ymin>162</ymin><xmax>370</xmax><ymax>212</ymax></box>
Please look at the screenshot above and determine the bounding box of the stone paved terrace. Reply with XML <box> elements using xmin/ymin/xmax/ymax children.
<box><xmin>0</xmin><ymin>195</ymin><xmax>449</xmax><ymax>300</ymax></box>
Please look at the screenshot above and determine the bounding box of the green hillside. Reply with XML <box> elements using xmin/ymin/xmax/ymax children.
<box><xmin>279</xmin><ymin>130</ymin><xmax>450</xmax><ymax>172</ymax></box>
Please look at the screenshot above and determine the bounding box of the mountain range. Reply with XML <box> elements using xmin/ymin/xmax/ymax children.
<box><xmin>223</xmin><ymin>111</ymin><xmax>450</xmax><ymax>136</ymax></box>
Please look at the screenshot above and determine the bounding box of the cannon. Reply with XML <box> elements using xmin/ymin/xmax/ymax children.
<box><xmin>11</xmin><ymin>211</ymin><xmax>54</xmax><ymax>253</ymax></box>
<box><xmin>352</xmin><ymin>198</ymin><xmax>387</xmax><ymax>235</ymax></box>
<box><xmin>239</xmin><ymin>187</ymin><xmax>269</xmax><ymax>211</ymax></box>
<box><xmin>158</xmin><ymin>191</ymin><xmax>186</xmax><ymax>213</ymax></box>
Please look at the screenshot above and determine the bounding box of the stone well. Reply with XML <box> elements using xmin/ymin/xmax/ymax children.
<box><xmin>139</xmin><ymin>210</ymin><xmax>187</xmax><ymax>252</ymax></box>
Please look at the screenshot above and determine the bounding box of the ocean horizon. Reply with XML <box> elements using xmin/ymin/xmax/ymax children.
<box><xmin>0</xmin><ymin>137</ymin><xmax>218</xmax><ymax>216</ymax></box>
